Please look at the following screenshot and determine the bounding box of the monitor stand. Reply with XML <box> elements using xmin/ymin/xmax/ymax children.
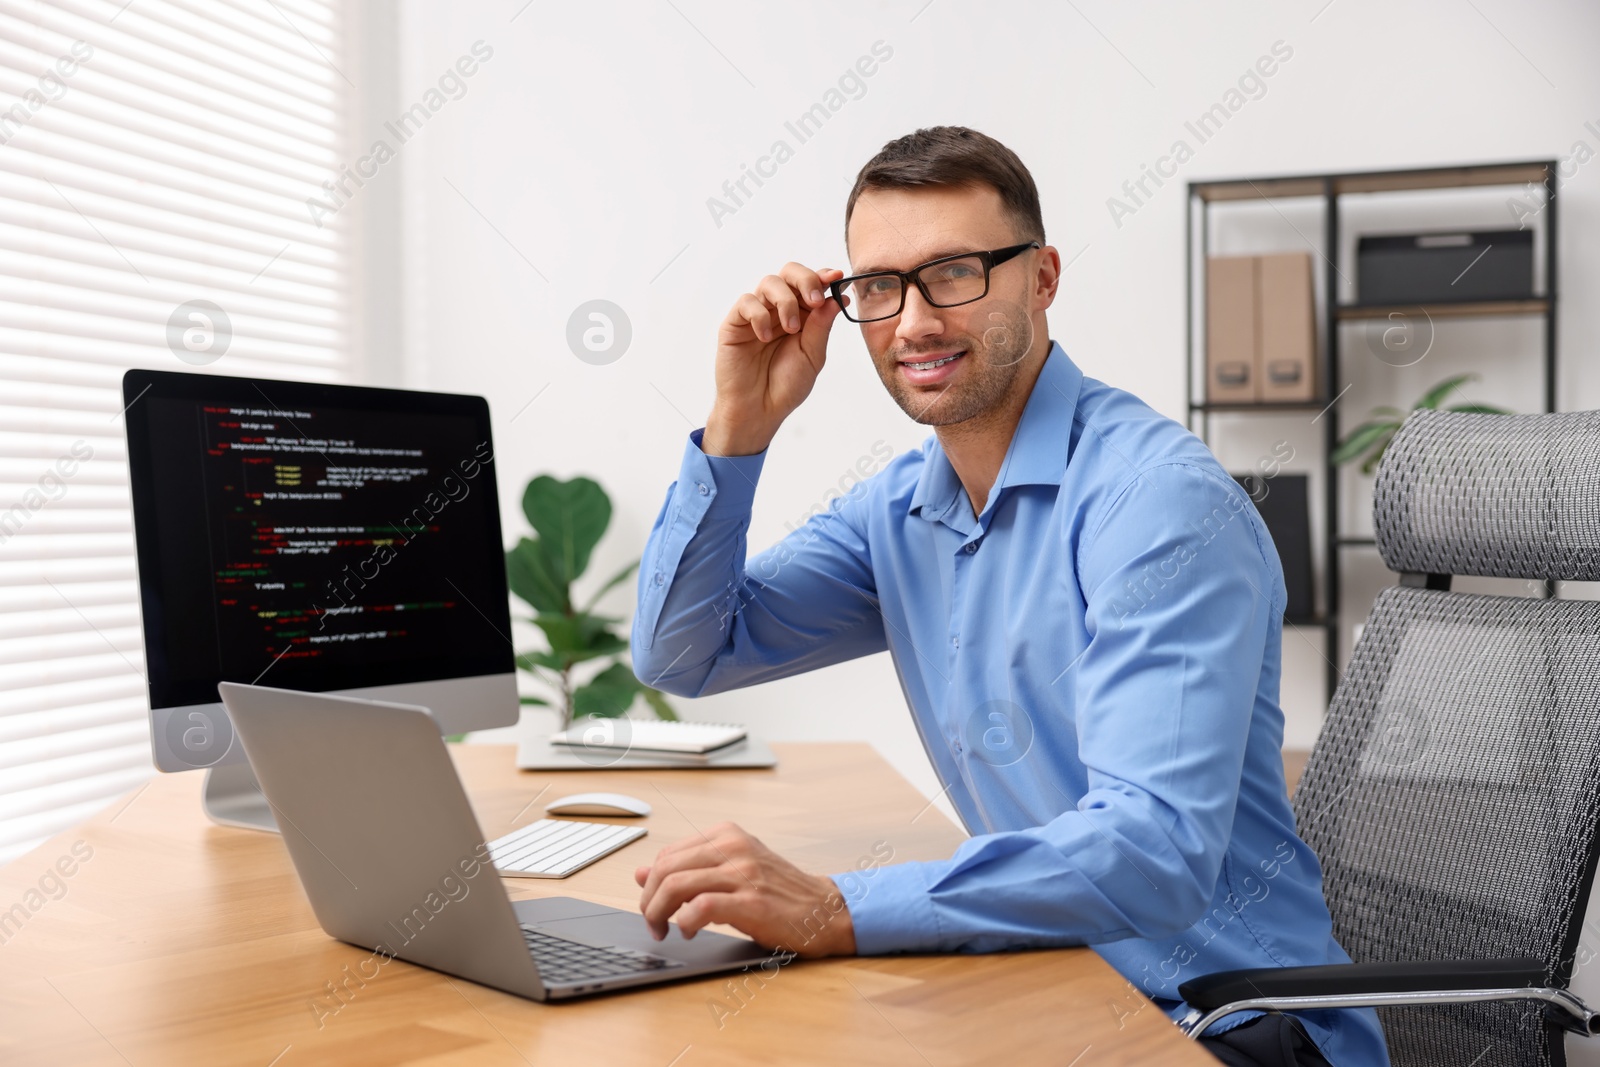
<box><xmin>202</xmin><ymin>761</ymin><xmax>279</xmax><ymax>832</ymax></box>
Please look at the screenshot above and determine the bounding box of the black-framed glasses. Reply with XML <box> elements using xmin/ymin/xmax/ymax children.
<box><xmin>829</xmin><ymin>241</ymin><xmax>1040</xmax><ymax>323</ymax></box>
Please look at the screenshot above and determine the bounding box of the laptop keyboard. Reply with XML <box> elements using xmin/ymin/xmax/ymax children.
<box><xmin>488</xmin><ymin>818</ymin><xmax>647</xmax><ymax>878</ymax></box>
<box><xmin>521</xmin><ymin>926</ymin><xmax>685</xmax><ymax>985</ymax></box>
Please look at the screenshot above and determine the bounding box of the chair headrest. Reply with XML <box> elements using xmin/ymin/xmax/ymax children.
<box><xmin>1374</xmin><ymin>408</ymin><xmax>1600</xmax><ymax>582</ymax></box>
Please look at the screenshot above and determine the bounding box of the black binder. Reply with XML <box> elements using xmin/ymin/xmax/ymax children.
<box><xmin>1233</xmin><ymin>473</ymin><xmax>1315</xmax><ymax>624</ymax></box>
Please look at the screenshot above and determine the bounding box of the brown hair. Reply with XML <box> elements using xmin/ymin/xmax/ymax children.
<box><xmin>844</xmin><ymin>126</ymin><xmax>1045</xmax><ymax>247</ymax></box>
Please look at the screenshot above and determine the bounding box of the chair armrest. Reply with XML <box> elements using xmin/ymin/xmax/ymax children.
<box><xmin>1179</xmin><ymin>957</ymin><xmax>1546</xmax><ymax>1010</ymax></box>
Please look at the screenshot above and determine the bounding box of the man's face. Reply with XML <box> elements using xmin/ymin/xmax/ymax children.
<box><xmin>845</xmin><ymin>183</ymin><xmax>1041</xmax><ymax>428</ymax></box>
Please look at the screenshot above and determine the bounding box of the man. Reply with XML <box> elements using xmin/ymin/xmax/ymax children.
<box><xmin>629</xmin><ymin>126</ymin><xmax>1388</xmax><ymax>1067</ymax></box>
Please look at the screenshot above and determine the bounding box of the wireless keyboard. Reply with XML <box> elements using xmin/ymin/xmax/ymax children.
<box><xmin>487</xmin><ymin>817</ymin><xmax>647</xmax><ymax>878</ymax></box>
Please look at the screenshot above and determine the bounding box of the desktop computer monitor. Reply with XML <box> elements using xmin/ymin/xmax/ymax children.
<box><xmin>122</xmin><ymin>369</ymin><xmax>517</xmax><ymax>830</ymax></box>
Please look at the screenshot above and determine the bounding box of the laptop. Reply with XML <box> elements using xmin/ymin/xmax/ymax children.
<box><xmin>217</xmin><ymin>682</ymin><xmax>776</xmax><ymax>1000</ymax></box>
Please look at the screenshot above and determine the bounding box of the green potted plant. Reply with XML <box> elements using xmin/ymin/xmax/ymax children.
<box><xmin>504</xmin><ymin>474</ymin><xmax>677</xmax><ymax>729</ymax></box>
<box><xmin>1331</xmin><ymin>373</ymin><xmax>1512</xmax><ymax>474</ymax></box>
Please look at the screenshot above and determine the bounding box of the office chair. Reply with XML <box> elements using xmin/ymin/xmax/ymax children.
<box><xmin>1179</xmin><ymin>409</ymin><xmax>1600</xmax><ymax>1067</ymax></box>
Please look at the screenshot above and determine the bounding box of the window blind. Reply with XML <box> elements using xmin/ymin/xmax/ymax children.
<box><xmin>0</xmin><ymin>0</ymin><xmax>350</xmax><ymax>865</ymax></box>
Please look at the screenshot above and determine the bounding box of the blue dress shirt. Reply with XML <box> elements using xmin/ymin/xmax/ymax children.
<box><xmin>632</xmin><ymin>341</ymin><xmax>1389</xmax><ymax>1066</ymax></box>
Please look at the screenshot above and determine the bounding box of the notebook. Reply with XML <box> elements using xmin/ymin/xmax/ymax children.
<box><xmin>549</xmin><ymin>717</ymin><xmax>747</xmax><ymax>756</ymax></box>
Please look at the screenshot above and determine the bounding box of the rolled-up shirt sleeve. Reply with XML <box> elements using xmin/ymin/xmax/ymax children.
<box><xmin>835</xmin><ymin>463</ymin><xmax>1280</xmax><ymax>954</ymax></box>
<box><xmin>631</xmin><ymin>427</ymin><xmax>888</xmax><ymax>698</ymax></box>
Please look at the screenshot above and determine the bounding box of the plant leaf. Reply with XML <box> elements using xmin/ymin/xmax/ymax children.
<box><xmin>532</xmin><ymin>613</ymin><xmax>588</xmax><ymax>654</ymax></box>
<box><xmin>1414</xmin><ymin>373</ymin><xmax>1478</xmax><ymax>410</ymax></box>
<box><xmin>1331</xmin><ymin>421</ymin><xmax>1398</xmax><ymax>466</ymax></box>
<box><xmin>518</xmin><ymin>695</ymin><xmax>551</xmax><ymax>706</ymax></box>
<box><xmin>519</xmin><ymin>635</ymin><xmax>628</xmax><ymax>673</ymax></box>
<box><xmin>523</xmin><ymin>476</ymin><xmax>611</xmax><ymax>584</ymax></box>
<box><xmin>506</xmin><ymin>537</ymin><xmax>568</xmax><ymax>613</ymax></box>
<box><xmin>1446</xmin><ymin>403</ymin><xmax>1513</xmax><ymax>415</ymax></box>
<box><xmin>516</xmin><ymin>649</ymin><xmax>566</xmax><ymax>672</ymax></box>
<box><xmin>568</xmin><ymin>633</ymin><xmax>628</xmax><ymax>664</ymax></box>
<box><xmin>573</xmin><ymin>661</ymin><xmax>641</xmax><ymax>719</ymax></box>
<box><xmin>519</xmin><ymin>611</ymin><xmax>616</xmax><ymax>633</ymax></box>
<box><xmin>573</xmin><ymin>612</ymin><xmax>623</xmax><ymax>645</ymax></box>
<box><xmin>580</xmin><ymin>559</ymin><xmax>641</xmax><ymax>614</ymax></box>
<box><xmin>640</xmin><ymin>687</ymin><xmax>678</xmax><ymax>721</ymax></box>
<box><xmin>532</xmin><ymin>612</ymin><xmax>624</xmax><ymax>654</ymax></box>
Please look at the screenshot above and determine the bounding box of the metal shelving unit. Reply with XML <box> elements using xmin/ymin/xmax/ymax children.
<box><xmin>1184</xmin><ymin>160</ymin><xmax>1559</xmax><ymax>704</ymax></box>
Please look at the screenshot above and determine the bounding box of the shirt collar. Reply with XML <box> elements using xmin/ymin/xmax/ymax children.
<box><xmin>908</xmin><ymin>340</ymin><xmax>1084</xmax><ymax>525</ymax></box>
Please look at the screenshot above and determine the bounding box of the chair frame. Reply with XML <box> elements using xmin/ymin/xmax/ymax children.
<box><xmin>1180</xmin><ymin>963</ymin><xmax>1600</xmax><ymax>1041</ymax></box>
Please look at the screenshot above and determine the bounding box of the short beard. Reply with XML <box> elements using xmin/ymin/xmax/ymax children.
<box><xmin>876</xmin><ymin>302</ymin><xmax>1037</xmax><ymax>428</ymax></box>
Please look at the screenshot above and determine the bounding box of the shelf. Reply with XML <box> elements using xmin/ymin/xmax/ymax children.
<box><xmin>1186</xmin><ymin>159</ymin><xmax>1559</xmax><ymax>706</ymax></box>
<box><xmin>1335</xmin><ymin>299</ymin><xmax>1549</xmax><ymax>321</ymax></box>
<box><xmin>1190</xmin><ymin>161</ymin><xmax>1551</xmax><ymax>203</ymax></box>
<box><xmin>1192</xmin><ymin>177</ymin><xmax>1326</xmax><ymax>203</ymax></box>
<box><xmin>1190</xmin><ymin>400</ymin><xmax>1329</xmax><ymax>413</ymax></box>
<box><xmin>1333</xmin><ymin>163</ymin><xmax>1549</xmax><ymax>196</ymax></box>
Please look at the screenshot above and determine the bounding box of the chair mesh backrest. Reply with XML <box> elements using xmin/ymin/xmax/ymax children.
<box><xmin>1293</xmin><ymin>410</ymin><xmax>1600</xmax><ymax>1067</ymax></box>
<box><xmin>1374</xmin><ymin>409</ymin><xmax>1600</xmax><ymax>582</ymax></box>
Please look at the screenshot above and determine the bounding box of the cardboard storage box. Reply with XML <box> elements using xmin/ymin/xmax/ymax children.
<box><xmin>1257</xmin><ymin>252</ymin><xmax>1316</xmax><ymax>402</ymax></box>
<box><xmin>1205</xmin><ymin>253</ymin><xmax>1317</xmax><ymax>404</ymax></box>
<box><xmin>1206</xmin><ymin>255</ymin><xmax>1257</xmax><ymax>402</ymax></box>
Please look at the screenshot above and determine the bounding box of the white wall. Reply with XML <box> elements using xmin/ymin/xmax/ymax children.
<box><xmin>355</xmin><ymin>0</ymin><xmax>1600</xmax><ymax>810</ymax></box>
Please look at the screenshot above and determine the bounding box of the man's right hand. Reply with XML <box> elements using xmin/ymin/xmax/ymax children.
<box><xmin>703</xmin><ymin>263</ymin><xmax>847</xmax><ymax>456</ymax></box>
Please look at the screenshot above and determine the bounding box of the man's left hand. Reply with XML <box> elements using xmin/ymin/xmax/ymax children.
<box><xmin>634</xmin><ymin>821</ymin><xmax>856</xmax><ymax>957</ymax></box>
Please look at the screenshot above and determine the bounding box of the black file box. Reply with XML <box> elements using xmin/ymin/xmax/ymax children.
<box><xmin>1355</xmin><ymin>229</ymin><xmax>1533</xmax><ymax>305</ymax></box>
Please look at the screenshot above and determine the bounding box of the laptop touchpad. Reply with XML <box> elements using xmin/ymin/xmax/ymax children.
<box><xmin>511</xmin><ymin>896</ymin><xmax>624</xmax><ymax>923</ymax></box>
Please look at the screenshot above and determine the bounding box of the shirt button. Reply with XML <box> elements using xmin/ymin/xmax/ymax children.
<box><xmin>697</xmin><ymin>483</ymin><xmax>709</xmax><ymax>495</ymax></box>
<box><xmin>951</xmin><ymin>635</ymin><xmax>959</xmax><ymax>649</ymax></box>
<box><xmin>965</xmin><ymin>542</ymin><xmax>977</xmax><ymax>553</ymax></box>
<box><xmin>654</xmin><ymin>572</ymin><xmax>664</xmax><ymax>586</ymax></box>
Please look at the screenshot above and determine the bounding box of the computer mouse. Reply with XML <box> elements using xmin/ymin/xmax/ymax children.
<box><xmin>545</xmin><ymin>792</ymin><xmax>652</xmax><ymax>817</ymax></box>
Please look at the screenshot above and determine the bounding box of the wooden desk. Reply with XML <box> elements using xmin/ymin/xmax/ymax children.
<box><xmin>0</xmin><ymin>743</ymin><xmax>1214</xmax><ymax>1066</ymax></box>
